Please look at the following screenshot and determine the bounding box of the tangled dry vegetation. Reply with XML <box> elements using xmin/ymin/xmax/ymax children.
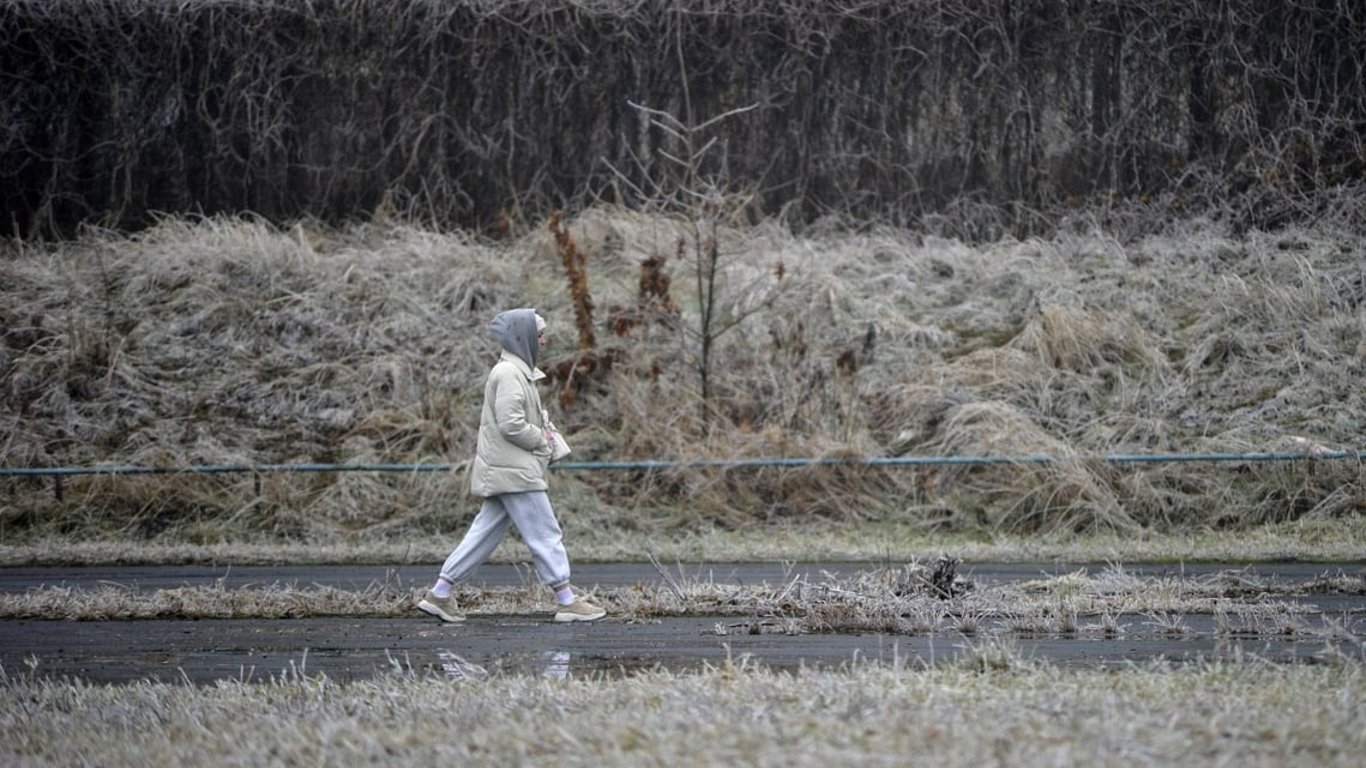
<box><xmin>3</xmin><ymin>659</ymin><xmax>1364</xmax><ymax>767</ymax></box>
<box><xmin>1</xmin><ymin>209</ymin><xmax>1364</xmax><ymax>550</ymax></box>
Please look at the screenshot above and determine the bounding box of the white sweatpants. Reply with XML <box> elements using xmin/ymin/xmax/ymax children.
<box><xmin>438</xmin><ymin>490</ymin><xmax>571</xmax><ymax>589</ymax></box>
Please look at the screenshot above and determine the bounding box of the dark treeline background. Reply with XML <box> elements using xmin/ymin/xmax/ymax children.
<box><xmin>2</xmin><ymin>0</ymin><xmax>1362</xmax><ymax>240</ymax></box>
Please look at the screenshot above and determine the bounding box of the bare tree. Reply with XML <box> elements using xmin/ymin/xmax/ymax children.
<box><xmin>2</xmin><ymin>1</ymin><xmax>1362</xmax><ymax>239</ymax></box>
<box><xmin>605</xmin><ymin>94</ymin><xmax>786</xmax><ymax>420</ymax></box>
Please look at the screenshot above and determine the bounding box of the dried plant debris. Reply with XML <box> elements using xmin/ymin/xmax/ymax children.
<box><xmin>891</xmin><ymin>555</ymin><xmax>973</xmax><ymax>599</ymax></box>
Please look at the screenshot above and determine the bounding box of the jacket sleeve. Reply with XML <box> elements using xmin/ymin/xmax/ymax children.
<box><xmin>490</xmin><ymin>367</ymin><xmax>550</xmax><ymax>454</ymax></box>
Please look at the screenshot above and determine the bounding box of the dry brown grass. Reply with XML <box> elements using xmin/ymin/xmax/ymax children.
<box><xmin>2</xmin><ymin>210</ymin><xmax>1364</xmax><ymax>549</ymax></box>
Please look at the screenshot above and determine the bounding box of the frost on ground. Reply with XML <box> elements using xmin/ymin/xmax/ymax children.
<box><xmin>2</xmin><ymin>659</ymin><xmax>1363</xmax><ymax>767</ymax></box>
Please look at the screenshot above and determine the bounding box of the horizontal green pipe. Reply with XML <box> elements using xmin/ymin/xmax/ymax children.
<box><xmin>2</xmin><ymin>450</ymin><xmax>1362</xmax><ymax>478</ymax></box>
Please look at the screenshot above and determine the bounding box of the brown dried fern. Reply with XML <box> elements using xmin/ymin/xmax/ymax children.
<box><xmin>548</xmin><ymin>210</ymin><xmax>596</xmax><ymax>350</ymax></box>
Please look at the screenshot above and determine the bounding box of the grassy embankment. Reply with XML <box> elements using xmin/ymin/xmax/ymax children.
<box><xmin>1</xmin><ymin>209</ymin><xmax>1363</xmax><ymax>565</ymax></box>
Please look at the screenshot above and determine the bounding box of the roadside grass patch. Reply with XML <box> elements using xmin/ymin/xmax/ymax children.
<box><xmin>1</xmin><ymin>659</ymin><xmax>1362</xmax><ymax>767</ymax></box>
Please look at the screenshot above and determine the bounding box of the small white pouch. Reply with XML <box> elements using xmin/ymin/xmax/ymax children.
<box><xmin>542</xmin><ymin>410</ymin><xmax>571</xmax><ymax>462</ymax></box>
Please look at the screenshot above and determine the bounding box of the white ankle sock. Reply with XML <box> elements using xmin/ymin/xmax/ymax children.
<box><xmin>555</xmin><ymin>586</ymin><xmax>574</xmax><ymax>606</ymax></box>
<box><xmin>432</xmin><ymin>579</ymin><xmax>452</xmax><ymax>599</ymax></box>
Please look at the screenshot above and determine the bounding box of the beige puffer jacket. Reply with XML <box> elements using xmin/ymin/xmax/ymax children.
<box><xmin>469</xmin><ymin>350</ymin><xmax>552</xmax><ymax>497</ymax></box>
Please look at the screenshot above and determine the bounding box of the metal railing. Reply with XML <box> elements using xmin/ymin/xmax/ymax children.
<box><xmin>3</xmin><ymin>449</ymin><xmax>1362</xmax><ymax>477</ymax></box>
<box><xmin>4</xmin><ymin>450</ymin><xmax>1360</xmax><ymax>502</ymax></box>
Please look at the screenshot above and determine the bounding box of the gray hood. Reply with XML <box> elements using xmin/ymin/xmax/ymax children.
<box><xmin>489</xmin><ymin>308</ymin><xmax>541</xmax><ymax>368</ymax></box>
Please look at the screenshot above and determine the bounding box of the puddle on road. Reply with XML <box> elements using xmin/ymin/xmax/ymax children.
<box><xmin>433</xmin><ymin>649</ymin><xmax>576</xmax><ymax>681</ymax></box>
<box><xmin>3</xmin><ymin>610</ymin><xmax>1362</xmax><ymax>686</ymax></box>
<box><xmin>402</xmin><ymin>638</ymin><xmax>1364</xmax><ymax>684</ymax></box>
<box><xmin>15</xmin><ymin>637</ymin><xmax>1365</xmax><ymax>686</ymax></box>
<box><xmin>305</xmin><ymin>615</ymin><xmax>1366</xmax><ymax>684</ymax></box>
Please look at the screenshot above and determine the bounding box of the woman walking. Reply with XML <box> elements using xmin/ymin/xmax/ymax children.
<box><xmin>417</xmin><ymin>308</ymin><xmax>606</xmax><ymax>623</ymax></box>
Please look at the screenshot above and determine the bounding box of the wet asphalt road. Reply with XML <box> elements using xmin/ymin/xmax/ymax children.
<box><xmin>2</xmin><ymin>562</ymin><xmax>1362</xmax><ymax>684</ymax></box>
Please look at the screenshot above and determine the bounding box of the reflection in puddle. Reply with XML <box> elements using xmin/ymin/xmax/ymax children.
<box><xmin>541</xmin><ymin>650</ymin><xmax>570</xmax><ymax>679</ymax></box>
<box><xmin>437</xmin><ymin>649</ymin><xmax>573</xmax><ymax>680</ymax></box>
<box><xmin>437</xmin><ymin>650</ymin><xmax>488</xmax><ymax>681</ymax></box>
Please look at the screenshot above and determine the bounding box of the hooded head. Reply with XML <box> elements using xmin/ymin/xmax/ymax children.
<box><xmin>489</xmin><ymin>308</ymin><xmax>546</xmax><ymax>368</ymax></box>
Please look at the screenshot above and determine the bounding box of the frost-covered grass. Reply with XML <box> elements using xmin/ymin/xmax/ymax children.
<box><xmin>3</xmin><ymin>658</ymin><xmax>1363</xmax><ymax>767</ymax></box>
<box><xmin>2</xmin><ymin>209</ymin><xmax>1363</xmax><ymax>545</ymax></box>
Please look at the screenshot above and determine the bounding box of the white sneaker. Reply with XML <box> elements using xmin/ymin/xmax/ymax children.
<box><xmin>416</xmin><ymin>590</ymin><xmax>465</xmax><ymax>623</ymax></box>
<box><xmin>554</xmin><ymin>596</ymin><xmax>606</xmax><ymax>623</ymax></box>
